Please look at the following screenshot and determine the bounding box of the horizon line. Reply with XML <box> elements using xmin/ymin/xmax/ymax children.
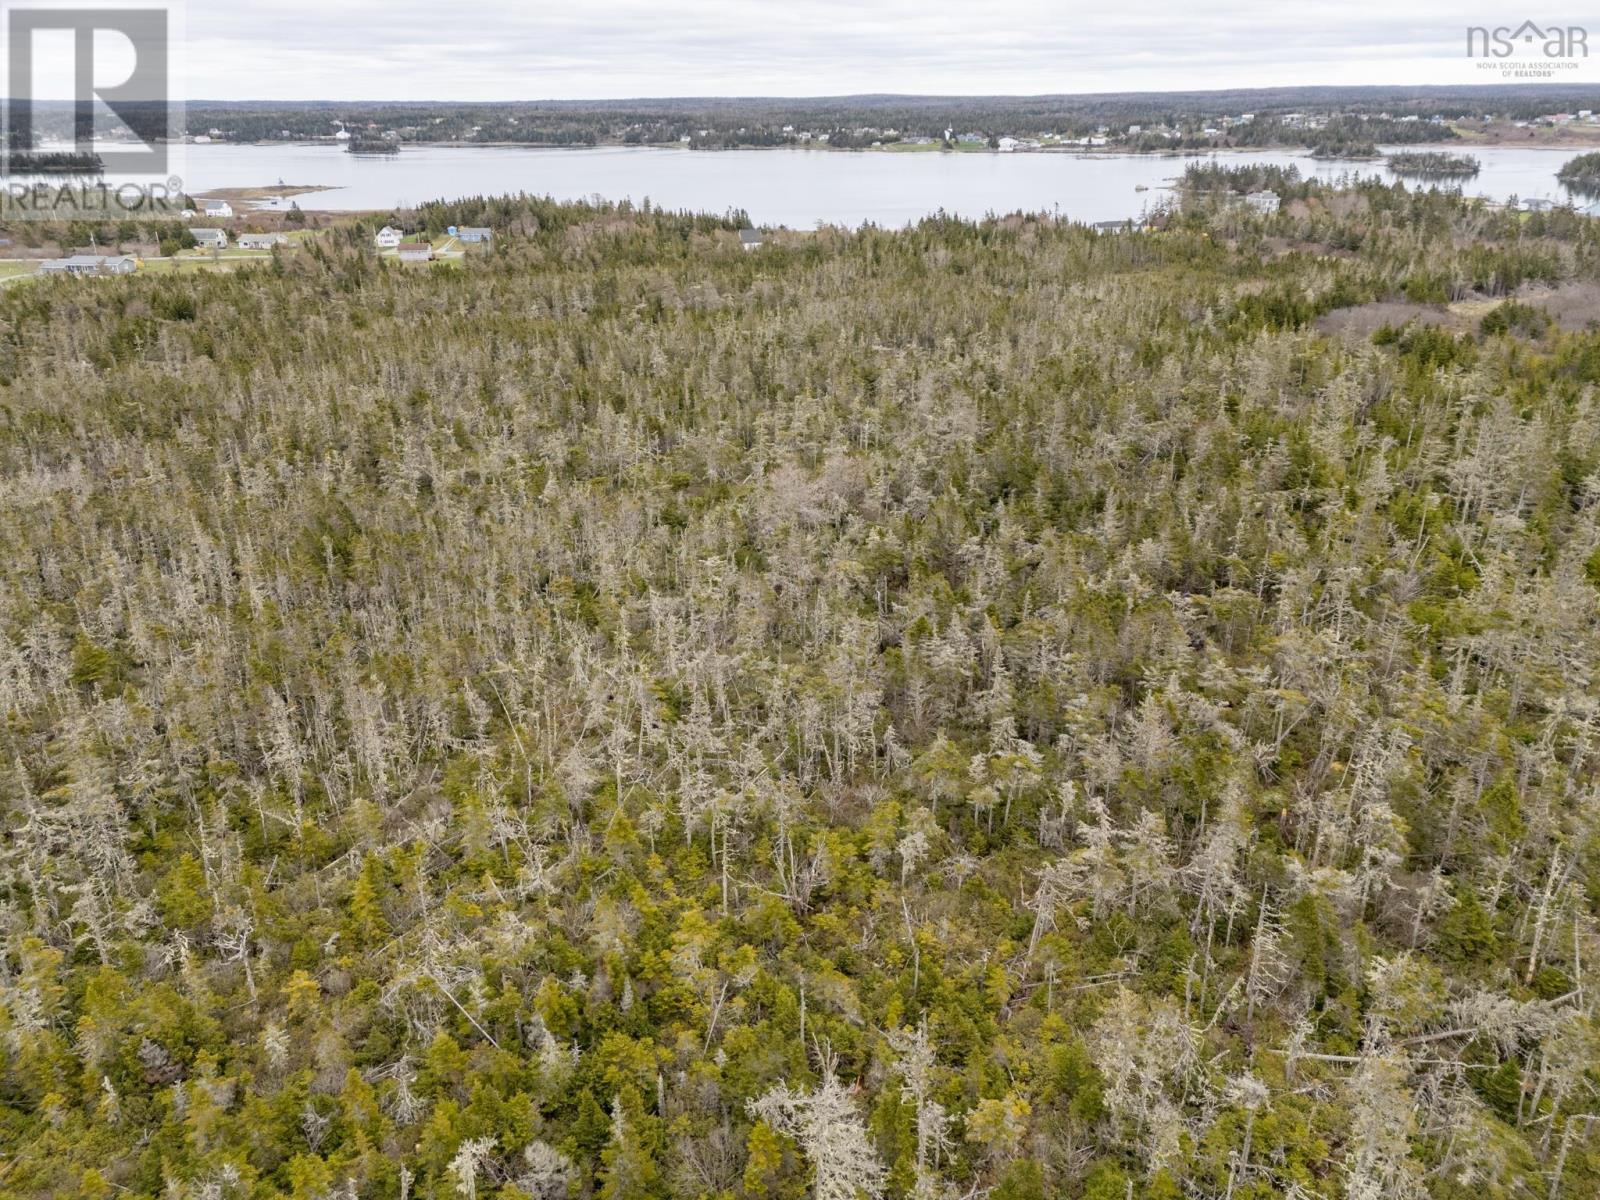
<box><xmin>171</xmin><ymin>82</ymin><xmax>1600</xmax><ymax>106</ymax></box>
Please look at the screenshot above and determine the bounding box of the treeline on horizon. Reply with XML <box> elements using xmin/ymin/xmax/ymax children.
<box><xmin>169</xmin><ymin>83</ymin><xmax>1600</xmax><ymax>148</ymax></box>
<box><xmin>3</xmin><ymin>179</ymin><xmax>1600</xmax><ymax>1200</ymax></box>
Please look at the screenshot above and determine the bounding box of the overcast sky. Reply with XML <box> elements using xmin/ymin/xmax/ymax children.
<box><xmin>166</xmin><ymin>1</ymin><xmax>1595</xmax><ymax>98</ymax></box>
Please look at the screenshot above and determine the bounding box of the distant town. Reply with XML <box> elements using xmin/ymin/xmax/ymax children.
<box><xmin>157</xmin><ymin>85</ymin><xmax>1600</xmax><ymax>158</ymax></box>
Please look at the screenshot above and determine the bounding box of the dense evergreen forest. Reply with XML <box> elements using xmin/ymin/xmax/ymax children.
<box><xmin>1384</xmin><ymin>154</ymin><xmax>1481</xmax><ymax>181</ymax></box>
<box><xmin>1558</xmin><ymin>153</ymin><xmax>1600</xmax><ymax>198</ymax></box>
<box><xmin>3</xmin><ymin>182</ymin><xmax>1600</xmax><ymax>1200</ymax></box>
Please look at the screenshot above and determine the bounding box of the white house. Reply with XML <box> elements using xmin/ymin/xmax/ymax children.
<box><xmin>397</xmin><ymin>242</ymin><xmax>434</xmax><ymax>262</ymax></box>
<box><xmin>738</xmin><ymin>229</ymin><xmax>763</xmax><ymax>251</ymax></box>
<box><xmin>237</xmin><ymin>233</ymin><xmax>288</xmax><ymax>249</ymax></box>
<box><xmin>375</xmin><ymin>225</ymin><xmax>403</xmax><ymax>249</ymax></box>
<box><xmin>996</xmin><ymin>137</ymin><xmax>1019</xmax><ymax>152</ymax></box>
<box><xmin>202</xmin><ymin>199</ymin><xmax>233</xmax><ymax>218</ymax></box>
<box><xmin>1244</xmin><ymin>191</ymin><xmax>1280</xmax><ymax>215</ymax></box>
<box><xmin>192</xmin><ymin>228</ymin><xmax>228</xmax><ymax>249</ymax></box>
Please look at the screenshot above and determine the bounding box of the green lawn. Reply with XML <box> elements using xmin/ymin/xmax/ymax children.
<box><xmin>175</xmin><ymin>248</ymin><xmax>277</xmax><ymax>261</ymax></box>
<box><xmin>141</xmin><ymin>256</ymin><xmax>258</xmax><ymax>274</ymax></box>
<box><xmin>880</xmin><ymin>140</ymin><xmax>992</xmax><ymax>153</ymax></box>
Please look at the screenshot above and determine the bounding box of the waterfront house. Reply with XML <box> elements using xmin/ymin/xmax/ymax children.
<box><xmin>202</xmin><ymin>199</ymin><xmax>233</xmax><ymax>218</ymax></box>
<box><xmin>1244</xmin><ymin>191</ymin><xmax>1280</xmax><ymax>215</ymax></box>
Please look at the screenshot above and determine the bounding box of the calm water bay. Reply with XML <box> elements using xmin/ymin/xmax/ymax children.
<box><xmin>179</xmin><ymin>142</ymin><xmax>1595</xmax><ymax>228</ymax></box>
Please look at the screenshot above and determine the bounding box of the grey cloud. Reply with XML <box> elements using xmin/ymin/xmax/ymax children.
<box><xmin>179</xmin><ymin>1</ymin><xmax>1595</xmax><ymax>98</ymax></box>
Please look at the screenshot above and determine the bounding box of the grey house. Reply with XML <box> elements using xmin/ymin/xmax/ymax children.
<box><xmin>192</xmin><ymin>228</ymin><xmax>228</xmax><ymax>249</ymax></box>
<box><xmin>40</xmin><ymin>255</ymin><xmax>138</xmax><ymax>276</ymax></box>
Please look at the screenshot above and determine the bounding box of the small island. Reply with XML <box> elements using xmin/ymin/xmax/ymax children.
<box><xmin>1556</xmin><ymin>151</ymin><xmax>1600</xmax><ymax>196</ymax></box>
<box><xmin>346</xmin><ymin>136</ymin><xmax>400</xmax><ymax>155</ymax></box>
<box><xmin>1387</xmin><ymin>150</ymin><xmax>1480</xmax><ymax>179</ymax></box>
<box><xmin>3</xmin><ymin>150</ymin><xmax>104</xmax><ymax>174</ymax></box>
<box><xmin>1308</xmin><ymin>138</ymin><xmax>1379</xmax><ymax>160</ymax></box>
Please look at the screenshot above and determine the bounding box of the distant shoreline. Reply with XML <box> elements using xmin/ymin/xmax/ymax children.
<box><xmin>189</xmin><ymin>139</ymin><xmax>1600</xmax><ymax>165</ymax></box>
<box><xmin>187</xmin><ymin>128</ymin><xmax>1600</xmax><ymax>157</ymax></box>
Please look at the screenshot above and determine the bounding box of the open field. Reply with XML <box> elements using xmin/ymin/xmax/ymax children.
<box><xmin>1450</xmin><ymin>121</ymin><xmax>1600</xmax><ymax>148</ymax></box>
